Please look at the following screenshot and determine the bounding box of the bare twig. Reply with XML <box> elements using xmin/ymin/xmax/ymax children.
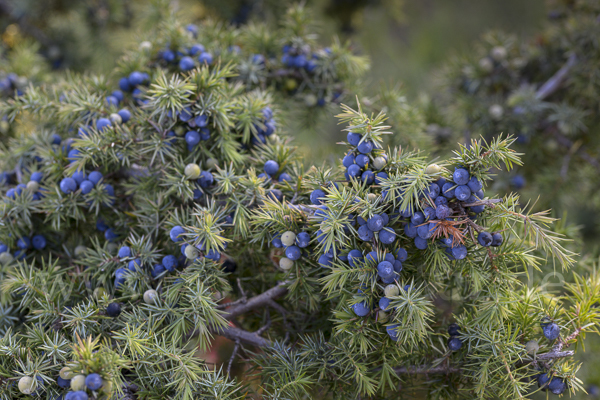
<box><xmin>536</xmin><ymin>54</ymin><xmax>577</xmax><ymax>100</ymax></box>
<box><xmin>222</xmin><ymin>281</ymin><xmax>289</xmax><ymax>321</ymax></box>
<box><xmin>210</xmin><ymin>325</ymin><xmax>272</xmax><ymax>347</ymax></box>
<box><xmin>393</xmin><ymin>365</ymin><xmax>460</xmax><ymax>375</ymax></box>
<box><xmin>551</xmin><ymin>130</ymin><xmax>600</xmax><ymax>171</ymax></box>
<box><xmin>227</xmin><ymin>339</ymin><xmax>241</xmax><ymax>376</ymax></box>
<box><xmin>462</xmin><ymin>198</ymin><xmax>503</xmax><ymax>208</ymax></box>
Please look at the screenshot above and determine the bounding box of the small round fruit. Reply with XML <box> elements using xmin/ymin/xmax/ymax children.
<box><xmin>491</xmin><ymin>232</ymin><xmax>503</xmax><ymax>247</ymax></box>
<box><xmin>491</xmin><ymin>46</ymin><xmax>507</xmax><ymax>61</ymax></box>
<box><xmin>106</xmin><ymin>302</ymin><xmax>121</xmax><ymax>317</ymax></box>
<box><xmin>101</xmin><ymin>379</ymin><xmax>113</xmax><ymax>393</ymax></box>
<box><xmin>448</xmin><ymin>323</ymin><xmax>460</xmax><ymax>336</ymax></box>
<box><xmin>184</xmin><ymin>163</ymin><xmax>201</xmax><ymax>179</ymax></box>
<box><xmin>279</xmin><ymin>257</ymin><xmax>294</xmax><ymax>270</ymax></box>
<box><xmin>74</xmin><ymin>245</ymin><xmax>87</xmax><ymax>257</ymax></box>
<box><xmin>205</xmin><ymin>158</ymin><xmax>218</xmax><ymax>169</ymax></box>
<box><xmin>184</xmin><ymin>245</ymin><xmax>200</xmax><ymax>260</ymax></box>
<box><xmin>477</xmin><ymin>232</ymin><xmax>493</xmax><ymax>247</ymax></box>
<box><xmin>543</xmin><ymin>322</ymin><xmax>560</xmax><ymax>341</ymax></box>
<box><xmin>109</xmin><ymin>113</ymin><xmax>122</xmax><ymax>125</ymax></box>
<box><xmin>448</xmin><ymin>337</ymin><xmax>463</xmax><ymax>351</ymax></box>
<box><xmin>85</xmin><ymin>373</ymin><xmax>103</xmax><ymax>391</ymax></box>
<box><xmin>548</xmin><ymin>377</ymin><xmax>567</xmax><ymax>395</ymax></box>
<box><xmin>384</xmin><ymin>284</ymin><xmax>399</xmax><ymax>297</ymax></box>
<box><xmin>377</xmin><ymin>310</ymin><xmax>389</xmax><ymax>323</ymax></box>
<box><xmin>280</xmin><ymin>231</ymin><xmax>297</xmax><ymax>247</ymax></box>
<box><xmin>479</xmin><ymin>57</ymin><xmax>493</xmax><ymax>72</ymax></box>
<box><xmin>525</xmin><ymin>340</ymin><xmax>539</xmax><ymax>354</ymax></box>
<box><xmin>26</xmin><ymin>180</ymin><xmax>39</xmax><ymax>192</ymax></box>
<box><xmin>143</xmin><ymin>289</ymin><xmax>159</xmax><ymax>304</ymax></box>
<box><xmin>93</xmin><ymin>287</ymin><xmax>107</xmax><ymax>299</ymax></box>
<box><xmin>0</xmin><ymin>252</ymin><xmax>14</xmax><ymax>265</ymax></box>
<box><xmin>18</xmin><ymin>376</ymin><xmax>35</xmax><ymax>394</ymax></box>
<box><xmin>285</xmin><ymin>246</ymin><xmax>301</xmax><ymax>261</ymax></box>
<box><xmin>352</xmin><ymin>301</ymin><xmax>370</xmax><ymax>317</ymax></box>
<box><xmin>488</xmin><ymin>104</ymin><xmax>504</xmax><ymax>121</ymax></box>
<box><xmin>425</xmin><ymin>164</ymin><xmax>442</xmax><ymax>174</ymax></box>
<box><xmin>59</xmin><ymin>367</ymin><xmax>74</xmax><ymax>380</ymax></box>
<box><xmin>71</xmin><ymin>374</ymin><xmax>86</xmax><ymax>391</ymax></box>
<box><xmin>373</xmin><ymin>156</ymin><xmax>387</xmax><ymax>170</ymax></box>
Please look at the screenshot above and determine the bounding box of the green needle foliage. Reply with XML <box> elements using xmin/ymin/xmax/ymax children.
<box><xmin>0</xmin><ymin>3</ymin><xmax>598</xmax><ymax>400</ymax></box>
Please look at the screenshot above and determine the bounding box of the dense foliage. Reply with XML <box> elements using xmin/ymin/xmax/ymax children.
<box><xmin>1</xmin><ymin>1</ymin><xmax>600</xmax><ymax>399</ymax></box>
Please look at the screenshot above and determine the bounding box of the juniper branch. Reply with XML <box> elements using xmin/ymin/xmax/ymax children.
<box><xmin>221</xmin><ymin>281</ymin><xmax>289</xmax><ymax>320</ymax></box>
<box><xmin>535</xmin><ymin>54</ymin><xmax>577</xmax><ymax>100</ymax></box>
<box><xmin>392</xmin><ymin>365</ymin><xmax>461</xmax><ymax>374</ymax></box>
<box><xmin>211</xmin><ymin>325</ymin><xmax>272</xmax><ymax>347</ymax></box>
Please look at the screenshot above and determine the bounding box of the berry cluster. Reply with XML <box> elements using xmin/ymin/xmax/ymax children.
<box><xmin>252</xmin><ymin>107</ymin><xmax>278</xmax><ymax>146</ymax></box>
<box><xmin>57</xmin><ymin>367</ymin><xmax>109</xmax><ymax>400</ymax></box>
<box><xmin>118</xmin><ymin>70</ymin><xmax>150</xmax><ymax>104</ymax></box>
<box><xmin>0</xmin><ymin>233</ymin><xmax>46</xmax><ymax>264</ymax></box>
<box><xmin>280</xmin><ymin>45</ymin><xmax>321</xmax><ymax>73</ymax></box>
<box><xmin>343</xmin><ymin>131</ymin><xmax>388</xmax><ymax>184</ymax></box>
<box><xmin>184</xmin><ymin>163</ymin><xmax>215</xmax><ymax>200</ymax></box>
<box><xmin>402</xmin><ymin>167</ymin><xmax>503</xmax><ymax>257</ymax></box>
<box><xmin>169</xmin><ymin>225</ymin><xmax>223</xmax><ymax>264</ymax></box>
<box><xmin>159</xmin><ymin>41</ymin><xmax>214</xmax><ymax>71</ymax></box>
<box><xmin>6</xmin><ymin>171</ymin><xmax>44</xmax><ymax>200</ymax></box>
<box><xmin>260</xmin><ymin>159</ymin><xmax>291</xmax><ymax>184</ymax></box>
<box><xmin>272</xmin><ymin>230</ymin><xmax>311</xmax><ymax>270</ymax></box>
<box><xmin>59</xmin><ymin>170</ymin><xmax>112</xmax><ymax>200</ymax></box>
<box><xmin>447</xmin><ymin>323</ymin><xmax>463</xmax><ymax>351</ymax></box>
<box><xmin>0</xmin><ymin>72</ymin><xmax>27</xmax><ymax>97</ymax></box>
<box><xmin>95</xmin><ymin>219</ymin><xmax>118</xmax><ymax>243</ymax></box>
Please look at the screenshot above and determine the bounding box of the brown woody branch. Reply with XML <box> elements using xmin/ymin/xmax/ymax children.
<box><xmin>393</xmin><ymin>365</ymin><xmax>461</xmax><ymax>375</ymax></box>
<box><xmin>535</xmin><ymin>54</ymin><xmax>577</xmax><ymax>100</ymax></box>
<box><xmin>221</xmin><ymin>281</ymin><xmax>289</xmax><ymax>321</ymax></box>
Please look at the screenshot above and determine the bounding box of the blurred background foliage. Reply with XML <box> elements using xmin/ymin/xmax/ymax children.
<box><xmin>3</xmin><ymin>0</ymin><xmax>600</xmax><ymax>397</ymax></box>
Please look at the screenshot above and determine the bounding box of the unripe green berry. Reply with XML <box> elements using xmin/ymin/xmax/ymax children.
<box><xmin>26</xmin><ymin>180</ymin><xmax>39</xmax><ymax>192</ymax></box>
<box><xmin>184</xmin><ymin>163</ymin><xmax>201</xmax><ymax>179</ymax></box>
<box><xmin>109</xmin><ymin>113</ymin><xmax>122</xmax><ymax>125</ymax></box>
<box><xmin>174</xmin><ymin>126</ymin><xmax>185</xmax><ymax>136</ymax></box>
<box><xmin>0</xmin><ymin>120</ymin><xmax>8</xmax><ymax>134</ymax></box>
<box><xmin>525</xmin><ymin>340</ymin><xmax>539</xmax><ymax>354</ymax></box>
<box><xmin>143</xmin><ymin>289</ymin><xmax>158</xmax><ymax>304</ymax></box>
<box><xmin>373</xmin><ymin>156</ymin><xmax>387</xmax><ymax>170</ymax></box>
<box><xmin>478</xmin><ymin>57</ymin><xmax>493</xmax><ymax>72</ymax></box>
<box><xmin>0</xmin><ymin>252</ymin><xmax>14</xmax><ymax>265</ymax></box>
<box><xmin>384</xmin><ymin>284</ymin><xmax>399</xmax><ymax>297</ymax></box>
<box><xmin>281</xmin><ymin>231</ymin><xmax>296</xmax><ymax>247</ymax></box>
<box><xmin>107</xmin><ymin>243</ymin><xmax>118</xmax><ymax>254</ymax></box>
<box><xmin>377</xmin><ymin>310</ymin><xmax>389</xmax><ymax>323</ymax></box>
<box><xmin>184</xmin><ymin>245</ymin><xmax>199</xmax><ymax>260</ymax></box>
<box><xmin>285</xmin><ymin>78</ymin><xmax>298</xmax><ymax>91</ymax></box>
<box><xmin>139</xmin><ymin>41</ymin><xmax>152</xmax><ymax>51</ymax></box>
<box><xmin>74</xmin><ymin>245</ymin><xmax>87</xmax><ymax>257</ymax></box>
<box><xmin>94</xmin><ymin>287</ymin><xmax>107</xmax><ymax>300</ymax></box>
<box><xmin>425</xmin><ymin>164</ymin><xmax>442</xmax><ymax>175</ymax></box>
<box><xmin>102</xmin><ymin>379</ymin><xmax>113</xmax><ymax>393</ymax></box>
<box><xmin>71</xmin><ymin>374</ymin><xmax>86</xmax><ymax>391</ymax></box>
<box><xmin>491</xmin><ymin>46</ymin><xmax>507</xmax><ymax>61</ymax></box>
<box><xmin>279</xmin><ymin>257</ymin><xmax>294</xmax><ymax>270</ymax></box>
<box><xmin>59</xmin><ymin>367</ymin><xmax>73</xmax><ymax>380</ymax></box>
<box><xmin>18</xmin><ymin>376</ymin><xmax>35</xmax><ymax>394</ymax></box>
<box><xmin>367</xmin><ymin>193</ymin><xmax>378</xmax><ymax>202</ymax></box>
<box><xmin>205</xmin><ymin>158</ymin><xmax>219</xmax><ymax>170</ymax></box>
<box><xmin>488</xmin><ymin>104</ymin><xmax>504</xmax><ymax>121</ymax></box>
<box><xmin>304</xmin><ymin>93</ymin><xmax>317</xmax><ymax>107</ymax></box>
